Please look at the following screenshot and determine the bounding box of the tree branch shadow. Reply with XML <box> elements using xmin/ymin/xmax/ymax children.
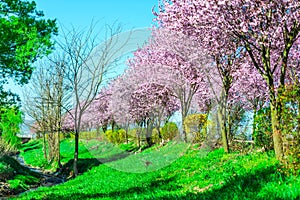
<box><xmin>59</xmin><ymin>151</ymin><xmax>131</xmax><ymax>176</ymax></box>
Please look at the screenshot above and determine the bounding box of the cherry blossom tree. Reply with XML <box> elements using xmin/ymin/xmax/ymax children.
<box><xmin>208</xmin><ymin>0</ymin><xmax>300</xmax><ymax>159</ymax></box>
<box><xmin>63</xmin><ymin>87</ymin><xmax>113</xmax><ymax>134</ymax></box>
<box><xmin>81</xmin><ymin>87</ymin><xmax>113</xmax><ymax>134</ymax></box>
<box><xmin>231</xmin><ymin>61</ymin><xmax>269</xmax><ymax>137</ymax></box>
<box><xmin>155</xmin><ymin>3</ymin><xmax>245</xmax><ymax>152</ymax></box>
<box><xmin>129</xmin><ymin>82</ymin><xmax>179</xmax><ymax>146</ymax></box>
<box><xmin>155</xmin><ymin>0</ymin><xmax>300</xmax><ymax>159</ymax></box>
<box><xmin>127</xmin><ymin>28</ymin><xmax>211</xmax><ymax>142</ymax></box>
<box><xmin>289</xmin><ymin>39</ymin><xmax>300</xmax><ymax>82</ymax></box>
<box><xmin>109</xmin><ymin>74</ymin><xmax>136</xmax><ymax>128</ymax></box>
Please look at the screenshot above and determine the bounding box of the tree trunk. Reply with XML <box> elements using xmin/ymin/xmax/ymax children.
<box><xmin>156</xmin><ymin>126</ymin><xmax>162</xmax><ymax>143</ymax></box>
<box><xmin>136</xmin><ymin>124</ymin><xmax>142</xmax><ymax>148</ymax></box>
<box><xmin>125</xmin><ymin>124</ymin><xmax>129</xmax><ymax>144</ymax></box>
<box><xmin>102</xmin><ymin>124</ymin><xmax>107</xmax><ymax>133</ymax></box>
<box><xmin>73</xmin><ymin>129</ymin><xmax>79</xmax><ymax>176</ymax></box>
<box><xmin>111</xmin><ymin>121</ymin><xmax>115</xmax><ymax>132</ymax></box>
<box><xmin>43</xmin><ymin>132</ymin><xmax>47</xmax><ymax>160</ymax></box>
<box><xmin>96</xmin><ymin>126</ymin><xmax>100</xmax><ymax>137</ymax></box>
<box><xmin>267</xmin><ymin>79</ymin><xmax>284</xmax><ymax>160</ymax></box>
<box><xmin>218</xmin><ymin>105</ymin><xmax>229</xmax><ymax>153</ymax></box>
<box><xmin>181</xmin><ymin>112</ymin><xmax>187</xmax><ymax>142</ymax></box>
<box><xmin>227</xmin><ymin>110</ymin><xmax>232</xmax><ymax>142</ymax></box>
<box><xmin>145</xmin><ymin>119</ymin><xmax>153</xmax><ymax>147</ymax></box>
<box><xmin>57</xmin><ymin>130</ymin><xmax>62</xmax><ymax>168</ymax></box>
<box><xmin>201</xmin><ymin>114</ymin><xmax>208</xmax><ymax>142</ymax></box>
<box><xmin>218</xmin><ymin>89</ymin><xmax>229</xmax><ymax>153</ymax></box>
<box><xmin>47</xmin><ymin>132</ymin><xmax>55</xmax><ymax>162</ymax></box>
<box><xmin>270</xmin><ymin>103</ymin><xmax>284</xmax><ymax>160</ymax></box>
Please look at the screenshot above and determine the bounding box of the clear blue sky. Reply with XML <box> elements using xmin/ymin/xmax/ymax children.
<box><xmin>14</xmin><ymin>1</ymin><xmax>160</xmax><ymax>131</ymax></box>
<box><xmin>11</xmin><ymin>0</ymin><xmax>159</xmax><ymax>92</ymax></box>
<box><xmin>34</xmin><ymin>0</ymin><xmax>158</xmax><ymax>30</ymax></box>
<box><xmin>33</xmin><ymin>0</ymin><xmax>160</xmax><ymax>80</ymax></box>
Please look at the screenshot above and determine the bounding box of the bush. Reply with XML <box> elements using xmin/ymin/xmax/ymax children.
<box><xmin>184</xmin><ymin>114</ymin><xmax>207</xmax><ymax>143</ymax></box>
<box><xmin>81</xmin><ymin>131</ymin><xmax>98</xmax><ymax>140</ymax></box>
<box><xmin>105</xmin><ymin>129</ymin><xmax>126</xmax><ymax>144</ymax></box>
<box><xmin>63</xmin><ymin>132</ymin><xmax>75</xmax><ymax>139</ymax></box>
<box><xmin>0</xmin><ymin>107</ymin><xmax>22</xmax><ymax>148</ymax></box>
<box><xmin>279</xmin><ymin>84</ymin><xmax>300</xmax><ymax>175</ymax></box>
<box><xmin>0</xmin><ymin>161</ymin><xmax>14</xmax><ymax>181</ymax></box>
<box><xmin>161</xmin><ymin>122</ymin><xmax>179</xmax><ymax>141</ymax></box>
<box><xmin>253</xmin><ymin>107</ymin><xmax>273</xmax><ymax>150</ymax></box>
<box><xmin>151</xmin><ymin>128</ymin><xmax>160</xmax><ymax>144</ymax></box>
<box><xmin>0</xmin><ymin>139</ymin><xmax>18</xmax><ymax>157</ymax></box>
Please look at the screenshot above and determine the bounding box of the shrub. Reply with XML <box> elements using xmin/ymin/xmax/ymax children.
<box><xmin>184</xmin><ymin>114</ymin><xmax>207</xmax><ymax>143</ymax></box>
<box><xmin>0</xmin><ymin>161</ymin><xmax>14</xmax><ymax>181</ymax></box>
<box><xmin>151</xmin><ymin>128</ymin><xmax>160</xmax><ymax>144</ymax></box>
<box><xmin>118</xmin><ymin>129</ymin><xmax>126</xmax><ymax>143</ymax></box>
<box><xmin>0</xmin><ymin>138</ymin><xmax>18</xmax><ymax>157</ymax></box>
<box><xmin>253</xmin><ymin>107</ymin><xmax>273</xmax><ymax>150</ymax></box>
<box><xmin>161</xmin><ymin>122</ymin><xmax>179</xmax><ymax>141</ymax></box>
<box><xmin>278</xmin><ymin>84</ymin><xmax>300</xmax><ymax>175</ymax></box>
<box><xmin>0</xmin><ymin>107</ymin><xmax>22</xmax><ymax>148</ymax></box>
<box><xmin>81</xmin><ymin>131</ymin><xmax>98</xmax><ymax>140</ymax></box>
<box><xmin>63</xmin><ymin>132</ymin><xmax>75</xmax><ymax>139</ymax></box>
<box><xmin>105</xmin><ymin>130</ymin><xmax>114</xmax><ymax>143</ymax></box>
<box><xmin>105</xmin><ymin>129</ymin><xmax>126</xmax><ymax>144</ymax></box>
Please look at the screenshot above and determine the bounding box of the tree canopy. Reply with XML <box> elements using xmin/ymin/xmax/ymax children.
<box><xmin>0</xmin><ymin>0</ymin><xmax>57</xmax><ymax>106</ymax></box>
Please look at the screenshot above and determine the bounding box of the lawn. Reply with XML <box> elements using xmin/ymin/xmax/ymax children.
<box><xmin>13</xmin><ymin>139</ymin><xmax>300</xmax><ymax>200</ymax></box>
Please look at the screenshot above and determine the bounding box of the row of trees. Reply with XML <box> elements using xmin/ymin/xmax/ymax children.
<box><xmin>22</xmin><ymin>0</ymin><xmax>300</xmax><ymax>176</ymax></box>
<box><xmin>152</xmin><ymin>0</ymin><xmax>300</xmax><ymax>164</ymax></box>
<box><xmin>64</xmin><ymin>0</ymin><xmax>300</xmax><ymax>170</ymax></box>
<box><xmin>25</xmin><ymin>22</ymin><xmax>135</xmax><ymax>176</ymax></box>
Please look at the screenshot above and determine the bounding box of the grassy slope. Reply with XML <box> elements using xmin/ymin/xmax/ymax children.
<box><xmin>0</xmin><ymin>155</ymin><xmax>41</xmax><ymax>194</ymax></box>
<box><xmin>15</xmin><ymin>139</ymin><xmax>300</xmax><ymax>200</ymax></box>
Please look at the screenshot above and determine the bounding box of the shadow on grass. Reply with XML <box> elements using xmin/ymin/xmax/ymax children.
<box><xmin>24</xmin><ymin>176</ymin><xmax>180</xmax><ymax>200</ymax></box>
<box><xmin>20</xmin><ymin>165</ymin><xmax>289</xmax><ymax>200</ymax></box>
<box><xmin>181</xmin><ymin>165</ymin><xmax>283</xmax><ymax>200</ymax></box>
<box><xmin>0</xmin><ymin>155</ymin><xmax>40</xmax><ymax>177</ymax></box>
<box><xmin>59</xmin><ymin>151</ymin><xmax>131</xmax><ymax>176</ymax></box>
<box><xmin>0</xmin><ymin>156</ymin><xmax>41</xmax><ymax>196</ymax></box>
<box><xmin>98</xmin><ymin>151</ymin><xmax>131</xmax><ymax>163</ymax></box>
<box><xmin>21</xmin><ymin>143</ymin><xmax>42</xmax><ymax>153</ymax></box>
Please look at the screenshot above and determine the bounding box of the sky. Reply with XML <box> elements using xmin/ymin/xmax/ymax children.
<box><xmin>34</xmin><ymin>0</ymin><xmax>158</xmax><ymax>30</ymax></box>
<box><xmin>31</xmin><ymin>0</ymin><xmax>160</xmax><ymax>87</ymax></box>
<box><xmin>12</xmin><ymin>0</ymin><xmax>159</xmax><ymax>94</ymax></box>
<box><xmin>16</xmin><ymin>0</ymin><xmax>160</xmax><ymax>134</ymax></box>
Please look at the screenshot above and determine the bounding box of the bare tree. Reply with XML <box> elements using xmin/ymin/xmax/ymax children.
<box><xmin>58</xmin><ymin>22</ymin><xmax>129</xmax><ymax>176</ymax></box>
<box><xmin>23</xmin><ymin>55</ymin><xmax>70</xmax><ymax>168</ymax></box>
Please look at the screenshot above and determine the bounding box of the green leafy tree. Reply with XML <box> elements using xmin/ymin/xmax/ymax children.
<box><xmin>0</xmin><ymin>0</ymin><xmax>57</xmax><ymax>104</ymax></box>
<box><xmin>0</xmin><ymin>107</ymin><xmax>22</xmax><ymax>148</ymax></box>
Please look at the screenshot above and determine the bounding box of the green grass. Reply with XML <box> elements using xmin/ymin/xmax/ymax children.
<box><xmin>19</xmin><ymin>139</ymin><xmax>98</xmax><ymax>171</ymax></box>
<box><xmin>14</xmin><ymin>139</ymin><xmax>300</xmax><ymax>199</ymax></box>
<box><xmin>0</xmin><ymin>155</ymin><xmax>41</xmax><ymax>193</ymax></box>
